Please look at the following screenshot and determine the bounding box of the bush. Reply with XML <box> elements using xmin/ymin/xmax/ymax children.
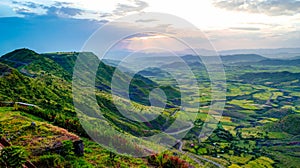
<box><xmin>0</xmin><ymin>146</ymin><xmax>28</xmax><ymax>168</ymax></box>
<box><xmin>147</xmin><ymin>153</ymin><xmax>190</xmax><ymax>168</ymax></box>
<box><xmin>65</xmin><ymin>155</ymin><xmax>94</xmax><ymax>168</ymax></box>
<box><xmin>37</xmin><ymin>154</ymin><xmax>65</xmax><ymax>168</ymax></box>
<box><xmin>61</xmin><ymin>140</ymin><xmax>74</xmax><ymax>156</ymax></box>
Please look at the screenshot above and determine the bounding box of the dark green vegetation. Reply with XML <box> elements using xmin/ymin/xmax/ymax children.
<box><xmin>0</xmin><ymin>107</ymin><xmax>148</xmax><ymax>167</ymax></box>
<box><xmin>0</xmin><ymin>49</ymin><xmax>194</xmax><ymax>167</ymax></box>
<box><xmin>0</xmin><ymin>48</ymin><xmax>300</xmax><ymax>167</ymax></box>
<box><xmin>135</xmin><ymin>54</ymin><xmax>300</xmax><ymax>168</ymax></box>
<box><xmin>0</xmin><ymin>145</ymin><xmax>28</xmax><ymax>168</ymax></box>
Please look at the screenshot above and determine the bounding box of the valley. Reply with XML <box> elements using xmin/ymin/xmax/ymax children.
<box><xmin>0</xmin><ymin>48</ymin><xmax>299</xmax><ymax>167</ymax></box>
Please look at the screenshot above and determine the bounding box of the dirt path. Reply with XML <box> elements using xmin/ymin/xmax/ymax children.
<box><xmin>166</xmin><ymin>122</ymin><xmax>194</xmax><ymax>135</ymax></box>
<box><xmin>177</xmin><ymin>140</ymin><xmax>224</xmax><ymax>168</ymax></box>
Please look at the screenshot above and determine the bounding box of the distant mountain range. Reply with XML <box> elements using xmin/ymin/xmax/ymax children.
<box><xmin>181</xmin><ymin>54</ymin><xmax>267</xmax><ymax>64</ymax></box>
<box><xmin>102</xmin><ymin>54</ymin><xmax>300</xmax><ymax>83</ymax></box>
<box><xmin>219</xmin><ymin>48</ymin><xmax>300</xmax><ymax>59</ymax></box>
<box><xmin>104</xmin><ymin>48</ymin><xmax>300</xmax><ymax>60</ymax></box>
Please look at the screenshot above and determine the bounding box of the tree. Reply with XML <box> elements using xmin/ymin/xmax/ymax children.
<box><xmin>0</xmin><ymin>146</ymin><xmax>28</xmax><ymax>168</ymax></box>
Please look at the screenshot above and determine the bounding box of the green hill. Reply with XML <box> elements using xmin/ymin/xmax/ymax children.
<box><xmin>0</xmin><ymin>49</ymin><xmax>198</xmax><ymax>167</ymax></box>
<box><xmin>43</xmin><ymin>51</ymin><xmax>180</xmax><ymax>107</ymax></box>
<box><xmin>221</xmin><ymin>54</ymin><xmax>266</xmax><ymax>63</ymax></box>
<box><xmin>239</xmin><ymin>71</ymin><xmax>300</xmax><ymax>88</ymax></box>
<box><xmin>0</xmin><ymin>49</ymin><xmax>181</xmax><ymax>137</ymax></box>
<box><xmin>268</xmin><ymin>114</ymin><xmax>300</xmax><ymax>135</ymax></box>
<box><xmin>0</xmin><ymin>61</ymin><xmax>74</xmax><ymax>113</ymax></box>
<box><xmin>0</xmin><ymin>49</ymin><xmax>71</xmax><ymax>80</ymax></box>
<box><xmin>180</xmin><ymin>54</ymin><xmax>267</xmax><ymax>64</ymax></box>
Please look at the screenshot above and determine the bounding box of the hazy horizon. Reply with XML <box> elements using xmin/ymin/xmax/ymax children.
<box><xmin>1</xmin><ymin>0</ymin><xmax>299</xmax><ymax>56</ymax></box>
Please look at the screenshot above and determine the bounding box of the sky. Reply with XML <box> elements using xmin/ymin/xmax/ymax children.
<box><xmin>0</xmin><ymin>0</ymin><xmax>299</xmax><ymax>56</ymax></box>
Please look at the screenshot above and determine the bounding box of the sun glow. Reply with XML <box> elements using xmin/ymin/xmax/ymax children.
<box><xmin>131</xmin><ymin>35</ymin><xmax>167</xmax><ymax>40</ymax></box>
<box><xmin>119</xmin><ymin>34</ymin><xmax>189</xmax><ymax>53</ymax></box>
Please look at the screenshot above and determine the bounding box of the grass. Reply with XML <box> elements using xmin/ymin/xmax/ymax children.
<box><xmin>240</xmin><ymin>127</ymin><xmax>266</xmax><ymax>139</ymax></box>
<box><xmin>289</xmin><ymin>91</ymin><xmax>300</xmax><ymax>97</ymax></box>
<box><xmin>222</xmin><ymin>125</ymin><xmax>237</xmax><ymax>136</ymax></box>
<box><xmin>267</xmin><ymin>131</ymin><xmax>292</xmax><ymax>139</ymax></box>
<box><xmin>220</xmin><ymin>154</ymin><xmax>253</xmax><ymax>165</ymax></box>
<box><xmin>243</xmin><ymin>156</ymin><xmax>274</xmax><ymax>168</ymax></box>
<box><xmin>258</xmin><ymin>117</ymin><xmax>279</xmax><ymax>124</ymax></box>
<box><xmin>82</xmin><ymin>138</ymin><xmax>149</xmax><ymax>167</ymax></box>
<box><xmin>228</xmin><ymin>100</ymin><xmax>261</xmax><ymax>110</ymax></box>
<box><xmin>201</xmin><ymin>155</ymin><xmax>230</xmax><ymax>167</ymax></box>
<box><xmin>0</xmin><ymin>107</ymin><xmax>204</xmax><ymax>167</ymax></box>
<box><xmin>0</xmin><ymin>107</ymin><xmax>13</xmax><ymax>112</ymax></box>
<box><xmin>228</xmin><ymin>164</ymin><xmax>242</xmax><ymax>168</ymax></box>
<box><xmin>0</xmin><ymin>108</ymin><xmax>148</xmax><ymax>167</ymax></box>
<box><xmin>264</xmin><ymin>148</ymin><xmax>300</xmax><ymax>168</ymax></box>
<box><xmin>272</xmin><ymin>92</ymin><xmax>283</xmax><ymax>100</ymax></box>
<box><xmin>253</xmin><ymin>92</ymin><xmax>272</xmax><ymax>101</ymax></box>
<box><xmin>227</xmin><ymin>84</ymin><xmax>255</xmax><ymax>97</ymax></box>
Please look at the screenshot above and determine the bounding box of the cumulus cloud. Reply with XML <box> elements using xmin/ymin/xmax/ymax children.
<box><xmin>10</xmin><ymin>1</ymin><xmax>83</xmax><ymax>17</ymax></box>
<box><xmin>45</xmin><ymin>6</ymin><xmax>82</xmax><ymax>17</ymax></box>
<box><xmin>113</xmin><ymin>0</ymin><xmax>148</xmax><ymax>16</ymax></box>
<box><xmin>12</xmin><ymin>1</ymin><xmax>43</xmax><ymax>9</ymax></box>
<box><xmin>5</xmin><ymin>0</ymin><xmax>150</xmax><ymax>20</ymax></box>
<box><xmin>14</xmin><ymin>7</ymin><xmax>37</xmax><ymax>16</ymax></box>
<box><xmin>9</xmin><ymin>1</ymin><xmax>45</xmax><ymax>16</ymax></box>
<box><xmin>213</xmin><ymin>0</ymin><xmax>300</xmax><ymax>16</ymax></box>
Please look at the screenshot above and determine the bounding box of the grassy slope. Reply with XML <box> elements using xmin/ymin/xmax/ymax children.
<box><xmin>43</xmin><ymin>52</ymin><xmax>181</xmax><ymax>107</ymax></box>
<box><xmin>0</xmin><ymin>49</ymin><xmax>203</xmax><ymax>167</ymax></box>
<box><xmin>0</xmin><ymin>107</ymin><xmax>149</xmax><ymax>167</ymax></box>
<box><xmin>0</xmin><ymin>107</ymin><xmax>201</xmax><ymax>168</ymax></box>
<box><xmin>0</xmin><ymin>61</ymin><xmax>174</xmax><ymax>137</ymax></box>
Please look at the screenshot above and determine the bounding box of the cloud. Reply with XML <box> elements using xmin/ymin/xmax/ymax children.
<box><xmin>45</xmin><ymin>6</ymin><xmax>82</xmax><ymax>17</ymax></box>
<box><xmin>4</xmin><ymin>0</ymin><xmax>150</xmax><ymax>20</ymax></box>
<box><xmin>135</xmin><ymin>19</ymin><xmax>157</xmax><ymax>23</ymax></box>
<box><xmin>9</xmin><ymin>1</ymin><xmax>45</xmax><ymax>16</ymax></box>
<box><xmin>99</xmin><ymin>13</ymin><xmax>113</xmax><ymax>18</ymax></box>
<box><xmin>53</xmin><ymin>1</ymin><xmax>72</xmax><ymax>7</ymax></box>
<box><xmin>14</xmin><ymin>7</ymin><xmax>37</xmax><ymax>16</ymax></box>
<box><xmin>213</xmin><ymin>0</ymin><xmax>300</xmax><ymax>16</ymax></box>
<box><xmin>229</xmin><ymin>27</ymin><xmax>261</xmax><ymax>31</ymax></box>
<box><xmin>125</xmin><ymin>32</ymin><xmax>158</xmax><ymax>38</ymax></box>
<box><xmin>113</xmin><ymin>0</ymin><xmax>148</xmax><ymax>16</ymax></box>
<box><xmin>12</xmin><ymin>1</ymin><xmax>43</xmax><ymax>8</ymax></box>
<box><xmin>9</xmin><ymin>1</ymin><xmax>83</xmax><ymax>18</ymax></box>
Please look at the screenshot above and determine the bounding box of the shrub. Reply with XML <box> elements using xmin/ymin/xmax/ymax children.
<box><xmin>37</xmin><ymin>154</ymin><xmax>65</xmax><ymax>168</ymax></box>
<box><xmin>147</xmin><ymin>153</ymin><xmax>190</xmax><ymax>168</ymax></box>
<box><xmin>0</xmin><ymin>146</ymin><xmax>28</xmax><ymax>168</ymax></box>
<box><xmin>61</xmin><ymin>140</ymin><xmax>74</xmax><ymax>156</ymax></box>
